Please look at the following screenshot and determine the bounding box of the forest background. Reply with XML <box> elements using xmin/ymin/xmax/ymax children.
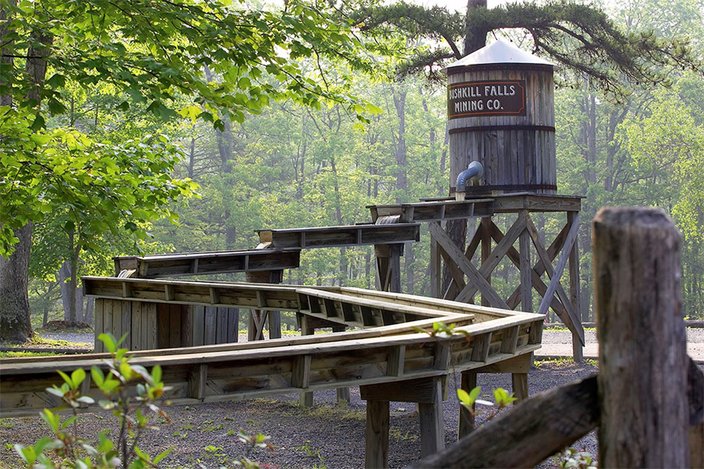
<box><xmin>17</xmin><ymin>0</ymin><xmax>704</xmax><ymax>328</ymax></box>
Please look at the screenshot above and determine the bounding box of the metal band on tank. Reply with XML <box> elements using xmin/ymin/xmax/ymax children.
<box><xmin>448</xmin><ymin>125</ymin><xmax>555</xmax><ymax>134</ymax></box>
<box><xmin>451</xmin><ymin>184</ymin><xmax>558</xmax><ymax>193</ymax></box>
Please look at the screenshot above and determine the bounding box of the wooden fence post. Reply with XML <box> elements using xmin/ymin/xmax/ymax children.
<box><xmin>593</xmin><ymin>207</ymin><xmax>689</xmax><ymax>467</ymax></box>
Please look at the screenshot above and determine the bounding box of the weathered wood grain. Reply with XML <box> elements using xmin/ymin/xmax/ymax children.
<box><xmin>594</xmin><ymin>207</ymin><xmax>689</xmax><ymax>468</ymax></box>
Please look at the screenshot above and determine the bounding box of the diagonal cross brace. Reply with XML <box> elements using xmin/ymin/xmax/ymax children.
<box><xmin>455</xmin><ymin>211</ymin><xmax>529</xmax><ymax>303</ymax></box>
<box><xmin>428</xmin><ymin>222</ymin><xmax>509</xmax><ymax>309</ymax></box>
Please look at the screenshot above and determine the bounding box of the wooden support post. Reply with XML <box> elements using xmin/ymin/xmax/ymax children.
<box><xmin>458</xmin><ymin>371</ymin><xmax>477</xmax><ymax>438</ymax></box>
<box><xmin>365</xmin><ymin>399</ymin><xmax>390</xmax><ymax>469</ymax></box>
<box><xmin>332</xmin><ymin>324</ymin><xmax>351</xmax><ymax>405</ymax></box>
<box><xmin>418</xmin><ymin>377</ymin><xmax>445</xmax><ymax>457</ymax></box>
<box><xmin>567</xmin><ymin>211</ymin><xmax>583</xmax><ymax>363</ymax></box>
<box><xmin>519</xmin><ymin>211</ymin><xmax>532</xmax><ymax>313</ymax></box>
<box><xmin>480</xmin><ymin>217</ymin><xmax>492</xmax><ymax>307</ymax></box>
<box><xmin>375</xmin><ymin>244</ymin><xmax>402</xmax><ymax>293</ymax></box>
<box><xmin>594</xmin><ymin>207</ymin><xmax>689</xmax><ymax>468</ymax></box>
<box><xmin>430</xmin><ymin>233</ymin><xmax>441</xmax><ymax>298</ymax></box>
<box><xmin>511</xmin><ymin>373</ymin><xmax>529</xmax><ymax>402</ymax></box>
<box><xmin>298</xmin><ymin>313</ymin><xmax>315</xmax><ymax>408</ymax></box>
<box><xmin>246</xmin><ymin>270</ymin><xmax>283</xmax><ymax>341</ymax></box>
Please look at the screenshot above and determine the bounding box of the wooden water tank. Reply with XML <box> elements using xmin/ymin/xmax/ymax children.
<box><xmin>446</xmin><ymin>40</ymin><xmax>556</xmax><ymax>195</ymax></box>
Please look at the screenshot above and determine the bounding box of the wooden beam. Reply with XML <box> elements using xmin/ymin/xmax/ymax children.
<box><xmin>258</xmin><ymin>223</ymin><xmax>420</xmax><ymax>250</ymax></box>
<box><xmin>368</xmin><ymin>199</ymin><xmax>494</xmax><ymax>222</ymax></box>
<box><xmin>114</xmin><ymin>250</ymin><xmax>301</xmax><ymax>278</ymax></box>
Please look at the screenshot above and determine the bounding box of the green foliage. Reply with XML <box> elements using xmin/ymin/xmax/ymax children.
<box><xmin>559</xmin><ymin>447</ymin><xmax>596</xmax><ymax>469</ymax></box>
<box><xmin>456</xmin><ymin>386</ymin><xmax>517</xmax><ymax>417</ymax></box>
<box><xmin>13</xmin><ymin>333</ymin><xmax>171</xmax><ymax>468</ymax></box>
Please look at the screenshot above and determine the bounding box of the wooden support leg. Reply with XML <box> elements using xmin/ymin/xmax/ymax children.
<box><xmin>365</xmin><ymin>400</ymin><xmax>390</xmax><ymax>469</ymax></box>
<box><xmin>511</xmin><ymin>373</ymin><xmax>529</xmax><ymax>402</ymax></box>
<box><xmin>299</xmin><ymin>314</ymin><xmax>315</xmax><ymax>407</ymax></box>
<box><xmin>519</xmin><ymin>213</ymin><xmax>533</xmax><ymax>313</ymax></box>
<box><xmin>375</xmin><ymin>244</ymin><xmax>403</xmax><ymax>293</ymax></box>
<box><xmin>268</xmin><ymin>311</ymin><xmax>281</xmax><ymax>339</ymax></box>
<box><xmin>331</xmin><ymin>324</ymin><xmax>351</xmax><ymax>405</ymax></box>
<box><xmin>480</xmin><ymin>217</ymin><xmax>492</xmax><ymax>307</ymax></box>
<box><xmin>246</xmin><ymin>269</ymin><xmax>283</xmax><ymax>341</ymax></box>
<box><xmin>567</xmin><ymin>211</ymin><xmax>583</xmax><ymax>363</ymax></box>
<box><xmin>418</xmin><ymin>377</ymin><xmax>445</xmax><ymax>457</ymax></box>
<box><xmin>458</xmin><ymin>371</ymin><xmax>477</xmax><ymax>438</ymax></box>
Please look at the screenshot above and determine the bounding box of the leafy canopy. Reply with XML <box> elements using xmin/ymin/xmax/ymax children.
<box><xmin>0</xmin><ymin>0</ymin><xmax>386</xmax><ymax>255</ymax></box>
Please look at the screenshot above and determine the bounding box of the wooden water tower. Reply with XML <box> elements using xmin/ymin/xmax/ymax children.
<box><xmin>447</xmin><ymin>40</ymin><xmax>556</xmax><ymax>195</ymax></box>
<box><xmin>436</xmin><ymin>40</ymin><xmax>585</xmax><ymax>360</ymax></box>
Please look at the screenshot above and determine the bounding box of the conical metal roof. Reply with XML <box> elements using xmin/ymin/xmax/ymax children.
<box><xmin>446</xmin><ymin>39</ymin><xmax>554</xmax><ymax>69</ymax></box>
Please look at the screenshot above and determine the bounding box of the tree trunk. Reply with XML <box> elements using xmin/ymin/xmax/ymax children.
<box><xmin>0</xmin><ymin>225</ymin><xmax>33</xmax><ymax>341</ymax></box>
<box><xmin>0</xmin><ymin>24</ymin><xmax>51</xmax><ymax>342</ymax></box>
<box><xmin>463</xmin><ymin>0</ymin><xmax>490</xmax><ymax>55</ymax></box>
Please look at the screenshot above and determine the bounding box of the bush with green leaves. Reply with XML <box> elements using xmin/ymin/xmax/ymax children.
<box><xmin>14</xmin><ymin>333</ymin><xmax>171</xmax><ymax>468</ymax></box>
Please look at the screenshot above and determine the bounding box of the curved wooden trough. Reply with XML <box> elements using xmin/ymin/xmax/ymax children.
<box><xmin>0</xmin><ymin>279</ymin><xmax>542</xmax><ymax>466</ymax></box>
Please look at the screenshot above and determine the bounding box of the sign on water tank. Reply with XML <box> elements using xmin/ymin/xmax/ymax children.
<box><xmin>448</xmin><ymin>80</ymin><xmax>526</xmax><ymax>119</ymax></box>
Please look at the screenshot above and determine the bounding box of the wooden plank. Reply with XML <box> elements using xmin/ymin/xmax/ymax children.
<box><xmin>367</xmin><ymin>199</ymin><xmax>494</xmax><ymax>222</ymax></box>
<box><xmin>216</xmin><ymin>307</ymin><xmax>228</xmax><ymax>344</ymax></box>
<box><xmin>204</xmin><ymin>307</ymin><xmax>217</xmax><ymax>345</ymax></box>
<box><xmin>437</xmin><ymin>242</ymin><xmax>468</xmax><ymax>297</ymax></box>
<box><xmin>145</xmin><ymin>303</ymin><xmax>157</xmax><ymax>350</ymax></box>
<box><xmin>94</xmin><ymin>299</ymin><xmax>105</xmax><ymax>352</ymax></box>
<box><xmin>131</xmin><ymin>301</ymin><xmax>142</xmax><ymax>351</ymax></box>
<box><xmin>121</xmin><ymin>300</ymin><xmax>132</xmax><ymax>350</ymax></box>
<box><xmin>525</xmin><ymin>216</ymin><xmax>584</xmax><ymax>344</ymax></box>
<box><xmin>512</xmin><ymin>373</ymin><xmax>529</xmax><ymax>401</ymax></box>
<box><xmin>227</xmin><ymin>308</ymin><xmax>239</xmax><ymax>343</ymax></box>
<box><xmin>480</xmin><ymin>218</ymin><xmax>492</xmax><ymax>307</ymax></box>
<box><xmin>192</xmin><ymin>305</ymin><xmax>205</xmax><ymax>347</ymax></box>
<box><xmin>430</xmin><ymin>233</ymin><xmax>441</xmax><ymax>298</ymax></box>
<box><xmin>410</xmin><ymin>376</ymin><xmax>598</xmax><ymax>469</ymax></box>
<box><xmin>594</xmin><ymin>208</ymin><xmax>689</xmax><ymax>467</ymax></box>
<box><xmin>105</xmin><ymin>300</ymin><xmax>116</xmax><ymax>344</ymax></box>
<box><xmin>470</xmin><ymin>333</ymin><xmax>492</xmax><ymax>363</ymax></box>
<box><xmin>169</xmin><ymin>304</ymin><xmax>182</xmax><ymax>348</ymax></box>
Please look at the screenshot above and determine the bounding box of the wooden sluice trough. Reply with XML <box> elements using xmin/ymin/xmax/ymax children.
<box><xmin>0</xmin><ymin>279</ymin><xmax>543</xmax><ymax>467</ymax></box>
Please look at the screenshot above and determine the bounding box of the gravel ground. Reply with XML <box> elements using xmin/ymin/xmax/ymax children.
<box><xmin>0</xmin><ymin>361</ymin><xmax>597</xmax><ymax>469</ymax></box>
